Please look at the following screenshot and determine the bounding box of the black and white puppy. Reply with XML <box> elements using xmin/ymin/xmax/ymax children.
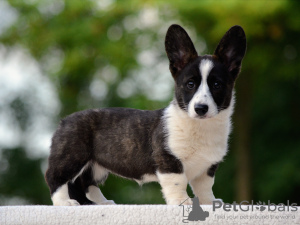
<box><xmin>45</xmin><ymin>24</ymin><xmax>246</xmax><ymax>206</ymax></box>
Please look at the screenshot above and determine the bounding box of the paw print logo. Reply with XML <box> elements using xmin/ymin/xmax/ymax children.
<box><xmin>256</xmin><ymin>201</ymin><xmax>266</xmax><ymax>212</ymax></box>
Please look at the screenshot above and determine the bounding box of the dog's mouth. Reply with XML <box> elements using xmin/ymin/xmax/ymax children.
<box><xmin>190</xmin><ymin>114</ymin><xmax>214</xmax><ymax>120</ymax></box>
<box><xmin>198</xmin><ymin>115</ymin><xmax>213</xmax><ymax>119</ymax></box>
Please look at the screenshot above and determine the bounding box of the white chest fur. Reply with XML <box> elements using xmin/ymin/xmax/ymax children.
<box><xmin>164</xmin><ymin>101</ymin><xmax>234</xmax><ymax>181</ymax></box>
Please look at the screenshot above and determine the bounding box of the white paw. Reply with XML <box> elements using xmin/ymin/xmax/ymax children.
<box><xmin>67</xmin><ymin>199</ymin><xmax>80</xmax><ymax>206</ymax></box>
<box><xmin>53</xmin><ymin>199</ymin><xmax>80</xmax><ymax>206</ymax></box>
<box><xmin>99</xmin><ymin>200</ymin><xmax>116</xmax><ymax>205</ymax></box>
<box><xmin>168</xmin><ymin>198</ymin><xmax>193</xmax><ymax>205</ymax></box>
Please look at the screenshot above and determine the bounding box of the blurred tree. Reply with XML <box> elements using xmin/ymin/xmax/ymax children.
<box><xmin>0</xmin><ymin>147</ymin><xmax>51</xmax><ymax>205</ymax></box>
<box><xmin>0</xmin><ymin>0</ymin><xmax>299</xmax><ymax>205</ymax></box>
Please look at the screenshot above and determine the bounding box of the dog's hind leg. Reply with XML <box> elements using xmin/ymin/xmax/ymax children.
<box><xmin>83</xmin><ymin>163</ymin><xmax>115</xmax><ymax>205</ymax></box>
<box><xmin>68</xmin><ymin>164</ymin><xmax>98</xmax><ymax>205</ymax></box>
<box><xmin>85</xmin><ymin>185</ymin><xmax>115</xmax><ymax>205</ymax></box>
<box><xmin>45</xmin><ymin>159</ymin><xmax>88</xmax><ymax>206</ymax></box>
<box><xmin>45</xmin><ymin>139</ymin><xmax>92</xmax><ymax>205</ymax></box>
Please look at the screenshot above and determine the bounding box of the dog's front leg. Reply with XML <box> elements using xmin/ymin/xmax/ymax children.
<box><xmin>189</xmin><ymin>172</ymin><xmax>217</xmax><ymax>205</ymax></box>
<box><xmin>157</xmin><ymin>172</ymin><xmax>192</xmax><ymax>205</ymax></box>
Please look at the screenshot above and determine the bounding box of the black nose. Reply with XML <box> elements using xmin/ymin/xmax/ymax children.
<box><xmin>194</xmin><ymin>104</ymin><xmax>208</xmax><ymax>116</ymax></box>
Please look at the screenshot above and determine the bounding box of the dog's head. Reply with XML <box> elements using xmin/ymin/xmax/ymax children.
<box><xmin>165</xmin><ymin>25</ymin><xmax>246</xmax><ymax>119</ymax></box>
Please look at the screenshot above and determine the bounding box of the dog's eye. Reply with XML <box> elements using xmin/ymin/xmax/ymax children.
<box><xmin>213</xmin><ymin>82</ymin><xmax>221</xmax><ymax>89</ymax></box>
<box><xmin>187</xmin><ymin>80</ymin><xmax>195</xmax><ymax>89</ymax></box>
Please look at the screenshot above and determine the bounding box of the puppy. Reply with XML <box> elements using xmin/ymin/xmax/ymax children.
<box><xmin>45</xmin><ymin>24</ymin><xmax>246</xmax><ymax>206</ymax></box>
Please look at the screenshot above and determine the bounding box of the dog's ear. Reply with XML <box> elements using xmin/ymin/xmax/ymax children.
<box><xmin>214</xmin><ymin>25</ymin><xmax>246</xmax><ymax>79</ymax></box>
<box><xmin>165</xmin><ymin>24</ymin><xmax>198</xmax><ymax>78</ymax></box>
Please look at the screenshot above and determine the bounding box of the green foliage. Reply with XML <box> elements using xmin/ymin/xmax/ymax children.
<box><xmin>0</xmin><ymin>0</ymin><xmax>299</xmax><ymax>205</ymax></box>
<box><xmin>0</xmin><ymin>148</ymin><xmax>51</xmax><ymax>205</ymax></box>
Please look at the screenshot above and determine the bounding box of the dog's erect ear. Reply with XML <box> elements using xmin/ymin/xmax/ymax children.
<box><xmin>165</xmin><ymin>24</ymin><xmax>198</xmax><ymax>78</ymax></box>
<box><xmin>214</xmin><ymin>25</ymin><xmax>246</xmax><ymax>79</ymax></box>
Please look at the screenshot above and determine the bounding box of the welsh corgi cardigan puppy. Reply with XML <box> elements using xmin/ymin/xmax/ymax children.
<box><xmin>45</xmin><ymin>24</ymin><xmax>246</xmax><ymax>206</ymax></box>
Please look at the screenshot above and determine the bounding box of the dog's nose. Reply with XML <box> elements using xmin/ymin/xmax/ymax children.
<box><xmin>194</xmin><ymin>104</ymin><xmax>208</xmax><ymax>116</ymax></box>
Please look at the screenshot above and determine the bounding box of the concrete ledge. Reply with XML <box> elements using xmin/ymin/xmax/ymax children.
<box><xmin>0</xmin><ymin>205</ymin><xmax>299</xmax><ymax>225</ymax></box>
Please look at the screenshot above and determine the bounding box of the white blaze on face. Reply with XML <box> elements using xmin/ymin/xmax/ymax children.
<box><xmin>188</xmin><ymin>59</ymin><xmax>218</xmax><ymax>119</ymax></box>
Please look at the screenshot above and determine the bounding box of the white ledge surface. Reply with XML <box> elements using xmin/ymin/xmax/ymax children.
<box><xmin>0</xmin><ymin>205</ymin><xmax>299</xmax><ymax>225</ymax></box>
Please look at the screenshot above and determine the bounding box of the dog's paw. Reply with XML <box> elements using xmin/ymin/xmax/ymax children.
<box><xmin>53</xmin><ymin>199</ymin><xmax>80</xmax><ymax>206</ymax></box>
<box><xmin>168</xmin><ymin>198</ymin><xmax>193</xmax><ymax>205</ymax></box>
<box><xmin>100</xmin><ymin>200</ymin><xmax>116</xmax><ymax>205</ymax></box>
<box><xmin>67</xmin><ymin>199</ymin><xmax>80</xmax><ymax>206</ymax></box>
